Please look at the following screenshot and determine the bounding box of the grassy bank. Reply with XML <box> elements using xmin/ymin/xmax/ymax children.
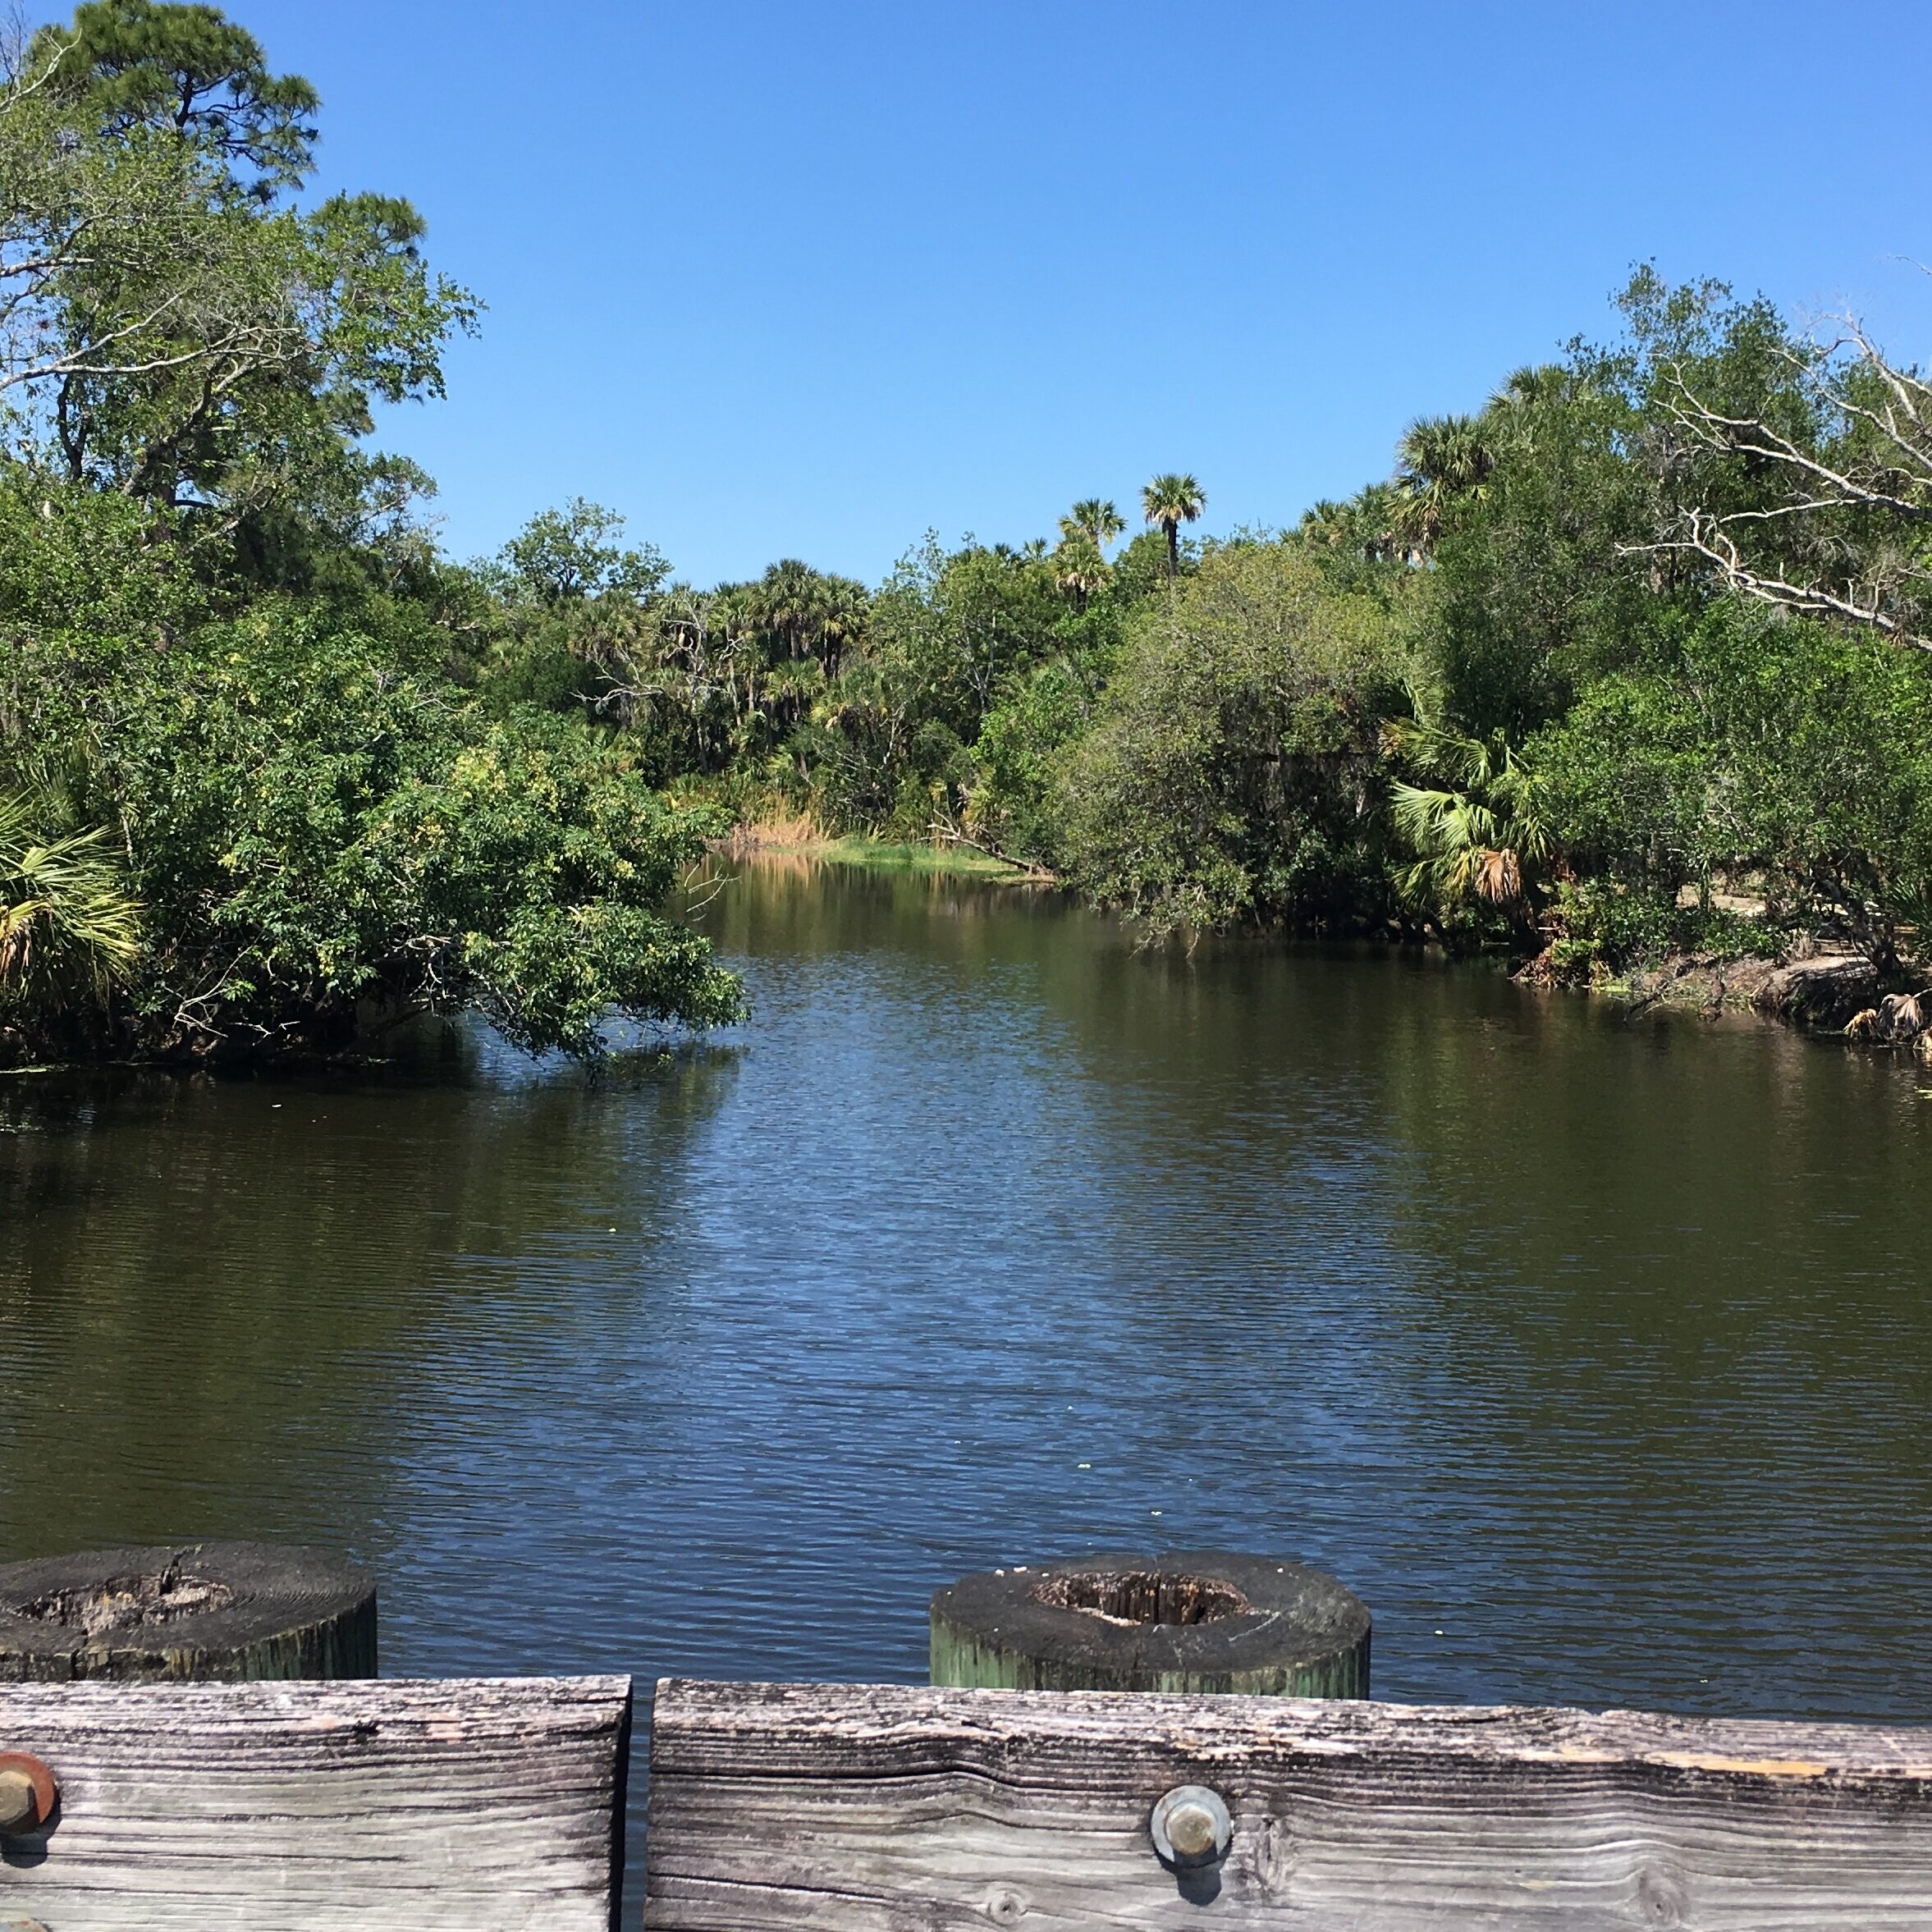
<box><xmin>816</xmin><ymin>837</ymin><xmax>1042</xmax><ymax>878</ymax></box>
<box><xmin>712</xmin><ymin>814</ymin><xmax>1049</xmax><ymax>881</ymax></box>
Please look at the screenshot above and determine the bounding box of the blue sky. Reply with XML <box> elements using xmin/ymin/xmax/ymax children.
<box><xmin>149</xmin><ymin>1</ymin><xmax>1932</xmax><ymax>584</ymax></box>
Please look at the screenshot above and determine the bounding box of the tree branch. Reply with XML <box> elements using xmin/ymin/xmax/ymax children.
<box><xmin>1637</xmin><ymin>511</ymin><xmax>1931</xmax><ymax>648</ymax></box>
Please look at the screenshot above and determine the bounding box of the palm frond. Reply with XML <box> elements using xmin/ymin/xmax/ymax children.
<box><xmin>0</xmin><ymin>793</ymin><xmax>142</xmax><ymax>1005</ymax></box>
<box><xmin>1386</xmin><ymin>730</ymin><xmax>1552</xmax><ymax>918</ymax></box>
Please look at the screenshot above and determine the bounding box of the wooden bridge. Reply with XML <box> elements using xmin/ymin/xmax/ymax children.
<box><xmin>3</xmin><ymin>1674</ymin><xmax>1931</xmax><ymax>1928</ymax></box>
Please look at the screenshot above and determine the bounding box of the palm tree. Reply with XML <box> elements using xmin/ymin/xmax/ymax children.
<box><xmin>1487</xmin><ymin>363</ymin><xmax>1569</xmax><ymax>414</ymax></box>
<box><xmin>1353</xmin><ymin>483</ymin><xmax>1404</xmax><ymax>563</ymax></box>
<box><xmin>1384</xmin><ymin>720</ymin><xmax>1551</xmax><ymax>936</ymax></box>
<box><xmin>815</xmin><ymin>575</ymin><xmax>870</xmax><ymax>677</ymax></box>
<box><xmin>1298</xmin><ymin>486</ymin><xmax>1406</xmax><ymax>564</ymax></box>
<box><xmin>749</xmin><ymin>559</ymin><xmax>826</xmax><ymax>662</ymax></box>
<box><xmin>0</xmin><ymin>790</ymin><xmax>141</xmax><ymax>1017</ymax></box>
<box><xmin>1141</xmin><ymin>474</ymin><xmax>1206</xmax><ymax>579</ymax></box>
<box><xmin>1298</xmin><ymin>499</ymin><xmax>1349</xmax><ymax>547</ymax></box>
<box><xmin>1060</xmin><ymin>498</ymin><xmax>1126</xmax><ymax>556</ymax></box>
<box><xmin>1051</xmin><ymin>534</ymin><xmax>1110</xmax><ymax>613</ymax></box>
<box><xmin>1389</xmin><ymin>415</ymin><xmax>1496</xmax><ymax>556</ymax></box>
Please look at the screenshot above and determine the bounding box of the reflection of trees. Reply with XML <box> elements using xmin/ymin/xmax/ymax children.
<box><xmin>1008</xmin><ymin>922</ymin><xmax>1932</xmax><ymax>1452</ymax></box>
<box><xmin>0</xmin><ymin>1046</ymin><xmax>736</xmax><ymax>1565</ymax></box>
<box><xmin>688</xmin><ymin>857</ymin><xmax>1067</xmax><ymax>965</ymax></box>
<box><xmin>1368</xmin><ymin>982</ymin><xmax>1932</xmax><ymax>1412</ymax></box>
<box><xmin>1348</xmin><ymin>979</ymin><xmax>1932</xmax><ymax>1711</ymax></box>
<box><xmin>800</xmin><ymin>884</ymin><xmax>1932</xmax><ymax>1715</ymax></box>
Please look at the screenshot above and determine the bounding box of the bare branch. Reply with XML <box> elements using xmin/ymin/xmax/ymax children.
<box><xmin>1656</xmin><ymin>369</ymin><xmax>1932</xmax><ymax>521</ymax></box>
<box><xmin>1634</xmin><ymin>512</ymin><xmax>1932</xmax><ymax>649</ymax></box>
<box><xmin>1639</xmin><ymin>310</ymin><xmax>1932</xmax><ymax>652</ymax></box>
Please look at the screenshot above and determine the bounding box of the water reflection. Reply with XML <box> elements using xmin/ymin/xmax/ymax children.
<box><xmin>0</xmin><ymin>1045</ymin><xmax>739</xmax><ymax>1672</ymax></box>
<box><xmin>5</xmin><ymin>861</ymin><xmax>1932</xmax><ymax>1910</ymax></box>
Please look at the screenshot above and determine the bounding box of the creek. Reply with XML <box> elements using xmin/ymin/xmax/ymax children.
<box><xmin>5</xmin><ymin>859</ymin><xmax>1930</xmax><ymax>1886</ymax></box>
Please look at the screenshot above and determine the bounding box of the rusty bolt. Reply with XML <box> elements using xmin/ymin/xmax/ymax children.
<box><xmin>0</xmin><ymin>1774</ymin><xmax>31</xmax><ymax>1835</ymax></box>
<box><xmin>1149</xmin><ymin>1783</ymin><xmax>1232</xmax><ymax>1869</ymax></box>
<box><xmin>0</xmin><ymin>1754</ymin><xmax>57</xmax><ymax>1837</ymax></box>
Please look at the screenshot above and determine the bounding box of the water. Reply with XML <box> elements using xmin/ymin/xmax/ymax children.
<box><xmin>5</xmin><ymin>861</ymin><xmax>1932</xmax><ymax>1902</ymax></box>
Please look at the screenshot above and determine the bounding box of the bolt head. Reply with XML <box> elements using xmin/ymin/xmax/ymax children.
<box><xmin>0</xmin><ymin>1755</ymin><xmax>57</xmax><ymax>1838</ymax></box>
<box><xmin>1165</xmin><ymin>1802</ymin><xmax>1220</xmax><ymax>1860</ymax></box>
<box><xmin>0</xmin><ymin>1770</ymin><xmax>37</xmax><ymax>1835</ymax></box>
<box><xmin>1149</xmin><ymin>1783</ymin><xmax>1232</xmax><ymax>1870</ymax></box>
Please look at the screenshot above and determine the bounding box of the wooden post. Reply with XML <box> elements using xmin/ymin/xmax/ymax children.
<box><xmin>930</xmin><ymin>1550</ymin><xmax>1371</xmax><ymax>1695</ymax></box>
<box><xmin>0</xmin><ymin>1675</ymin><xmax>631</xmax><ymax>1931</ymax></box>
<box><xmin>644</xmin><ymin>1678</ymin><xmax>1932</xmax><ymax>1930</ymax></box>
<box><xmin>0</xmin><ymin>1543</ymin><xmax>377</xmax><ymax>1682</ymax></box>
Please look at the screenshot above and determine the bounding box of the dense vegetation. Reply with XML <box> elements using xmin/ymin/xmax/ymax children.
<box><xmin>9</xmin><ymin>1</ymin><xmax>1932</xmax><ymax>1069</ymax></box>
<box><xmin>0</xmin><ymin>1</ymin><xmax>741</xmax><ymax>1063</ymax></box>
<box><xmin>476</xmin><ymin>272</ymin><xmax>1932</xmax><ymax>997</ymax></box>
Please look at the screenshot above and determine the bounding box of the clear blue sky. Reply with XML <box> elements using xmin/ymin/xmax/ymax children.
<box><xmin>135</xmin><ymin>1</ymin><xmax>1932</xmax><ymax>584</ymax></box>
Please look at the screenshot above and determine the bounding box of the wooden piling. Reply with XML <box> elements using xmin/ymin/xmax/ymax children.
<box><xmin>930</xmin><ymin>1550</ymin><xmax>1371</xmax><ymax>1695</ymax></box>
<box><xmin>0</xmin><ymin>1543</ymin><xmax>376</xmax><ymax>1682</ymax></box>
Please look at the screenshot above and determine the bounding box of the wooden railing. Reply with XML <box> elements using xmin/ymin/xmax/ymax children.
<box><xmin>0</xmin><ymin>1676</ymin><xmax>631</xmax><ymax>1931</ymax></box>
<box><xmin>7</xmin><ymin>1674</ymin><xmax>1932</xmax><ymax>1928</ymax></box>
<box><xmin>643</xmin><ymin>1680</ymin><xmax>1932</xmax><ymax>1930</ymax></box>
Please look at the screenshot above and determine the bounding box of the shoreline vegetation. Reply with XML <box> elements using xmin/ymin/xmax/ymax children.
<box><xmin>8</xmin><ymin>5</ymin><xmax>1932</xmax><ymax>1070</ymax></box>
<box><xmin>709</xmin><ymin>813</ymin><xmax>1051</xmax><ymax>881</ymax></box>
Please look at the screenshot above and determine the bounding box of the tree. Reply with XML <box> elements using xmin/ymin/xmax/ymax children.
<box><xmin>0</xmin><ymin>10</ymin><xmax>740</xmax><ymax>1066</ymax></box>
<box><xmin>0</xmin><ymin>785</ymin><xmax>141</xmax><ymax>1036</ymax></box>
<box><xmin>1060</xmin><ymin>497</ymin><xmax>1125</xmax><ymax>555</ymax></box>
<box><xmin>2</xmin><ymin>541</ymin><xmax>744</xmax><ymax>1059</ymax></box>
<box><xmin>493</xmin><ymin>499</ymin><xmax>667</xmax><ymax>606</ymax></box>
<box><xmin>1535</xmin><ymin>603</ymin><xmax>1932</xmax><ymax>974</ymax></box>
<box><xmin>1056</xmin><ymin>539</ymin><xmax>1414</xmax><ymax>932</ymax></box>
<box><xmin>1646</xmin><ymin>308</ymin><xmax>1932</xmax><ymax>652</ymax></box>
<box><xmin>1051</xmin><ymin>533</ymin><xmax>1108</xmax><ymax>613</ymax></box>
<box><xmin>863</xmin><ymin>535</ymin><xmax>1063</xmax><ymax>733</ymax></box>
<box><xmin>1418</xmin><ymin>330</ymin><xmax>1655</xmax><ymax>737</ymax></box>
<box><xmin>1389</xmin><ymin>414</ymin><xmax>1497</xmax><ymax>556</ymax></box>
<box><xmin>744</xmin><ymin>558</ymin><xmax>818</xmax><ymax>659</ymax></box>
<box><xmin>474</xmin><ymin>501</ymin><xmax>674</xmax><ymax>731</ymax></box>
<box><xmin>32</xmin><ymin>0</ymin><xmax>318</xmax><ymax>193</ymax></box>
<box><xmin>1298</xmin><ymin>484</ymin><xmax>1404</xmax><ymax>569</ymax></box>
<box><xmin>2</xmin><ymin>5</ymin><xmax>477</xmax><ymax>535</ymax></box>
<box><xmin>1487</xmin><ymin>363</ymin><xmax>1573</xmax><ymax>417</ymax></box>
<box><xmin>1385</xmin><ymin>719</ymin><xmax>1551</xmax><ymax>943</ymax></box>
<box><xmin>1141</xmin><ymin>472</ymin><xmax>1206</xmax><ymax>579</ymax></box>
<box><xmin>813</xmin><ymin>574</ymin><xmax>870</xmax><ymax>677</ymax></box>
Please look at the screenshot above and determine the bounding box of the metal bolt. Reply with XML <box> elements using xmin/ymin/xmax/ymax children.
<box><xmin>0</xmin><ymin>1755</ymin><xmax>57</xmax><ymax>1837</ymax></box>
<box><xmin>1149</xmin><ymin>1783</ymin><xmax>1232</xmax><ymax>1870</ymax></box>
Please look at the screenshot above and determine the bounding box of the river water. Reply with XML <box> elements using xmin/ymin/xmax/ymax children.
<box><xmin>4</xmin><ymin>860</ymin><xmax>1931</xmax><ymax>1890</ymax></box>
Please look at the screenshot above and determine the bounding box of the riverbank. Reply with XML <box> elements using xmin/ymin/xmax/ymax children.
<box><xmin>1570</xmin><ymin>942</ymin><xmax>1932</xmax><ymax>1058</ymax></box>
<box><xmin>714</xmin><ymin>828</ymin><xmax>1924</xmax><ymax>1053</ymax></box>
<box><xmin>712</xmin><ymin>815</ymin><xmax>1052</xmax><ymax>881</ymax></box>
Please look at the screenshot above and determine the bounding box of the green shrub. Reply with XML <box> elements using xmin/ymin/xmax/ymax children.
<box><xmin>1545</xmin><ymin>879</ymin><xmax>1783</xmax><ymax>982</ymax></box>
<box><xmin>1054</xmin><ymin>541</ymin><xmax>1417</xmax><ymax>932</ymax></box>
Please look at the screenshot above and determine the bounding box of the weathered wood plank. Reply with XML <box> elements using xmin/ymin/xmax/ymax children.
<box><xmin>0</xmin><ymin>1674</ymin><xmax>630</xmax><ymax>1931</ymax></box>
<box><xmin>643</xmin><ymin>1679</ymin><xmax>1932</xmax><ymax>1930</ymax></box>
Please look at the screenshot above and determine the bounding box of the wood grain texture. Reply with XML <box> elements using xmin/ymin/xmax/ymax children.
<box><xmin>0</xmin><ymin>1544</ymin><xmax>377</xmax><ymax>1683</ymax></box>
<box><xmin>0</xmin><ymin>1674</ymin><xmax>630</xmax><ymax>1931</ymax></box>
<box><xmin>643</xmin><ymin>1679</ymin><xmax>1932</xmax><ymax>1930</ymax></box>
